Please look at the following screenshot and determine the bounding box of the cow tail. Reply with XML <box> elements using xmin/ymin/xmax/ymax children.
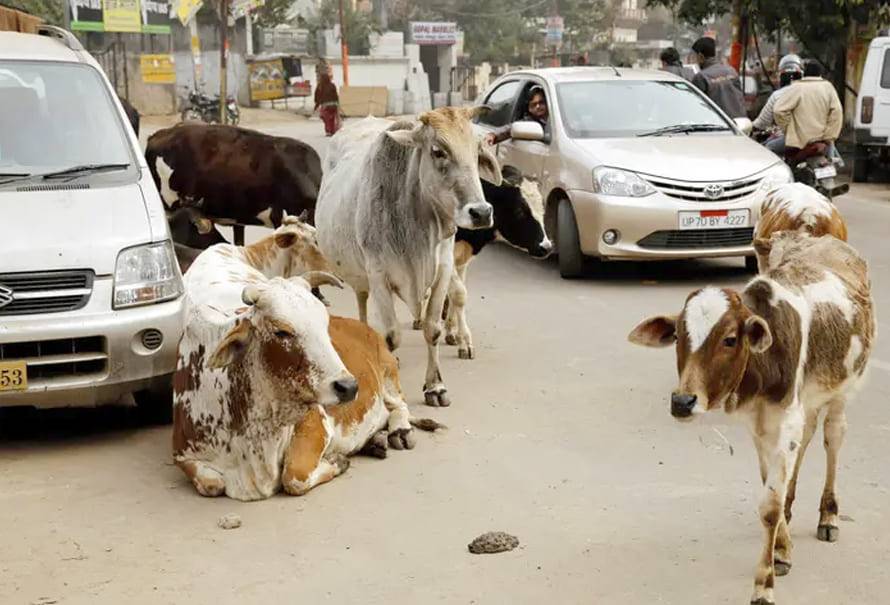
<box><xmin>410</xmin><ymin>418</ymin><xmax>447</xmax><ymax>432</ymax></box>
<box><xmin>145</xmin><ymin>145</ymin><xmax>162</xmax><ymax>192</ymax></box>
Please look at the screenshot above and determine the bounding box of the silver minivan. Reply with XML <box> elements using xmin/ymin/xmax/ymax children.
<box><xmin>0</xmin><ymin>27</ymin><xmax>184</xmax><ymax>417</ymax></box>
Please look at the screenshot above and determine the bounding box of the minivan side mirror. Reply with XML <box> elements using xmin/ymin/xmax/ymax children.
<box><xmin>511</xmin><ymin>121</ymin><xmax>545</xmax><ymax>141</ymax></box>
<box><xmin>734</xmin><ymin>117</ymin><xmax>753</xmax><ymax>136</ymax></box>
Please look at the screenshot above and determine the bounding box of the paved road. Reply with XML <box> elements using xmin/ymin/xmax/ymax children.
<box><xmin>2</xmin><ymin>112</ymin><xmax>889</xmax><ymax>604</ymax></box>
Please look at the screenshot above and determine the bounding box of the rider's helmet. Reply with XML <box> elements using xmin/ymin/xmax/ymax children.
<box><xmin>778</xmin><ymin>54</ymin><xmax>804</xmax><ymax>87</ymax></box>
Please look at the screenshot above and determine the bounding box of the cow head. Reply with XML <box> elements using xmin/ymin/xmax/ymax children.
<box><xmin>167</xmin><ymin>207</ymin><xmax>227</xmax><ymax>249</ymax></box>
<box><xmin>489</xmin><ymin>166</ymin><xmax>552</xmax><ymax>258</ymax></box>
<box><xmin>207</xmin><ymin>273</ymin><xmax>357</xmax><ymax>413</ymax></box>
<box><xmin>386</xmin><ymin>106</ymin><xmax>501</xmax><ymax>230</ymax></box>
<box><xmin>628</xmin><ymin>287</ymin><xmax>772</xmax><ymax>420</ymax></box>
<box><xmin>273</xmin><ymin>213</ymin><xmax>332</xmax><ymax>277</ymax></box>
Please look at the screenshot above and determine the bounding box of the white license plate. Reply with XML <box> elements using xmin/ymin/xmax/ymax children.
<box><xmin>678</xmin><ymin>209</ymin><xmax>750</xmax><ymax>230</ymax></box>
<box><xmin>814</xmin><ymin>165</ymin><xmax>837</xmax><ymax>179</ymax></box>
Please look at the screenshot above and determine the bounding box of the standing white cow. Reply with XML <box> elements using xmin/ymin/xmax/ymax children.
<box><xmin>316</xmin><ymin>107</ymin><xmax>502</xmax><ymax>406</ymax></box>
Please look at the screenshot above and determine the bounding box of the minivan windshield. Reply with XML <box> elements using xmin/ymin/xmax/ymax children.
<box><xmin>556</xmin><ymin>80</ymin><xmax>734</xmax><ymax>139</ymax></box>
<box><xmin>0</xmin><ymin>61</ymin><xmax>133</xmax><ymax>180</ymax></box>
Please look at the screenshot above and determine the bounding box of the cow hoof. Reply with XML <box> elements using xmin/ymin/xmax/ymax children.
<box><xmin>817</xmin><ymin>524</ymin><xmax>839</xmax><ymax>542</ymax></box>
<box><xmin>445</xmin><ymin>333</ymin><xmax>458</xmax><ymax>346</ymax></box>
<box><xmin>385</xmin><ymin>332</ymin><xmax>400</xmax><ymax>352</ymax></box>
<box><xmin>331</xmin><ymin>454</ymin><xmax>351</xmax><ymax>474</ymax></box>
<box><xmin>774</xmin><ymin>559</ymin><xmax>792</xmax><ymax>576</ymax></box>
<box><xmin>458</xmin><ymin>347</ymin><xmax>474</xmax><ymax>360</ymax></box>
<box><xmin>750</xmin><ymin>599</ymin><xmax>774</xmax><ymax>605</ymax></box>
<box><xmin>361</xmin><ymin>430</ymin><xmax>389</xmax><ymax>459</ymax></box>
<box><xmin>412</xmin><ymin>319</ymin><xmax>423</xmax><ymax>330</ymax></box>
<box><xmin>424</xmin><ymin>388</ymin><xmax>451</xmax><ymax>407</ymax></box>
<box><xmin>388</xmin><ymin>428</ymin><xmax>416</xmax><ymax>450</ymax></box>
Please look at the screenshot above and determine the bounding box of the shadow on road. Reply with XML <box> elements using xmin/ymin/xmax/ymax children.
<box><xmin>0</xmin><ymin>404</ymin><xmax>166</xmax><ymax>443</ymax></box>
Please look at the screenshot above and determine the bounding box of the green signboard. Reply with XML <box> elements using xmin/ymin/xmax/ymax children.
<box><xmin>68</xmin><ymin>0</ymin><xmax>173</xmax><ymax>34</ymax></box>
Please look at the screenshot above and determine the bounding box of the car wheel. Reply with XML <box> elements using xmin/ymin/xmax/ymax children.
<box><xmin>852</xmin><ymin>145</ymin><xmax>870</xmax><ymax>183</ymax></box>
<box><xmin>134</xmin><ymin>377</ymin><xmax>173</xmax><ymax>425</ymax></box>
<box><xmin>745</xmin><ymin>255</ymin><xmax>758</xmax><ymax>273</ymax></box>
<box><xmin>557</xmin><ymin>197</ymin><xmax>587</xmax><ymax>278</ymax></box>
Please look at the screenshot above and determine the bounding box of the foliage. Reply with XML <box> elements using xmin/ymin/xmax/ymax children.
<box><xmin>306</xmin><ymin>0</ymin><xmax>379</xmax><ymax>55</ymax></box>
<box><xmin>2</xmin><ymin>0</ymin><xmax>63</xmax><ymax>25</ymax></box>
<box><xmin>253</xmin><ymin>0</ymin><xmax>294</xmax><ymax>28</ymax></box>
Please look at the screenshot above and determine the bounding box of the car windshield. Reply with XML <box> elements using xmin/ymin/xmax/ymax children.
<box><xmin>0</xmin><ymin>61</ymin><xmax>132</xmax><ymax>178</ymax></box>
<box><xmin>555</xmin><ymin>80</ymin><xmax>733</xmax><ymax>139</ymax></box>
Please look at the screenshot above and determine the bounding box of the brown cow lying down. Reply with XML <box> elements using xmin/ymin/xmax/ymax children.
<box><xmin>754</xmin><ymin>183</ymin><xmax>847</xmax><ymax>271</ymax></box>
<box><xmin>629</xmin><ymin>231</ymin><xmax>874</xmax><ymax>605</ymax></box>
<box><xmin>174</xmin><ymin>221</ymin><xmax>441</xmax><ymax>500</ymax></box>
<box><xmin>146</xmin><ymin>123</ymin><xmax>322</xmax><ymax>243</ymax></box>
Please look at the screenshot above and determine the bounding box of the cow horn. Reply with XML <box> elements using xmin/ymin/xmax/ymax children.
<box><xmin>301</xmin><ymin>271</ymin><xmax>344</xmax><ymax>290</ymax></box>
<box><xmin>241</xmin><ymin>285</ymin><xmax>261</xmax><ymax>306</ymax></box>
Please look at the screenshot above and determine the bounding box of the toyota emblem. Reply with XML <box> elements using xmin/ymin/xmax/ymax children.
<box><xmin>703</xmin><ymin>184</ymin><xmax>724</xmax><ymax>200</ymax></box>
<box><xmin>0</xmin><ymin>285</ymin><xmax>12</xmax><ymax>309</ymax></box>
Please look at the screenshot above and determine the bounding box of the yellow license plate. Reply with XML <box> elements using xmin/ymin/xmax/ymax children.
<box><xmin>0</xmin><ymin>360</ymin><xmax>27</xmax><ymax>392</ymax></box>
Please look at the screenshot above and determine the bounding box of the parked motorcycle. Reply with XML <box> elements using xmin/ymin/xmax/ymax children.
<box><xmin>180</xmin><ymin>89</ymin><xmax>240</xmax><ymax>126</ymax></box>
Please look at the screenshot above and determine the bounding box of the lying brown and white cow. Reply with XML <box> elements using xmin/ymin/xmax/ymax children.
<box><xmin>629</xmin><ymin>231</ymin><xmax>874</xmax><ymax>605</ymax></box>
<box><xmin>173</xmin><ymin>246</ymin><xmax>356</xmax><ymax>500</ymax></box>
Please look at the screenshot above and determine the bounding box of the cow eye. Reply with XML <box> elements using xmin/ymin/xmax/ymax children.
<box><xmin>274</xmin><ymin>329</ymin><xmax>293</xmax><ymax>340</ymax></box>
<box><xmin>431</xmin><ymin>146</ymin><xmax>447</xmax><ymax>160</ymax></box>
<box><xmin>723</xmin><ymin>336</ymin><xmax>737</xmax><ymax>347</ymax></box>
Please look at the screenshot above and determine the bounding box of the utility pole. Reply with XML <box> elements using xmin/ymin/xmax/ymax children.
<box><xmin>338</xmin><ymin>0</ymin><xmax>349</xmax><ymax>86</ymax></box>
<box><xmin>729</xmin><ymin>0</ymin><xmax>743</xmax><ymax>72</ymax></box>
<box><xmin>219</xmin><ymin>0</ymin><xmax>228</xmax><ymax>124</ymax></box>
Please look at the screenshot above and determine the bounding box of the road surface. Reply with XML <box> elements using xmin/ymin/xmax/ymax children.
<box><xmin>1</xmin><ymin>111</ymin><xmax>888</xmax><ymax>605</ymax></box>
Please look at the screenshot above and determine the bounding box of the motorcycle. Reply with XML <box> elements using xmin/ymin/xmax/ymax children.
<box><xmin>753</xmin><ymin>129</ymin><xmax>849</xmax><ymax>200</ymax></box>
<box><xmin>786</xmin><ymin>142</ymin><xmax>849</xmax><ymax>200</ymax></box>
<box><xmin>180</xmin><ymin>89</ymin><xmax>240</xmax><ymax>126</ymax></box>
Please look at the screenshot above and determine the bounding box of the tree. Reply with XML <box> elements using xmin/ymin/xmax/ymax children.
<box><xmin>3</xmin><ymin>0</ymin><xmax>63</xmax><ymax>25</ymax></box>
<box><xmin>253</xmin><ymin>0</ymin><xmax>294</xmax><ymax>28</ymax></box>
<box><xmin>306</xmin><ymin>0</ymin><xmax>379</xmax><ymax>55</ymax></box>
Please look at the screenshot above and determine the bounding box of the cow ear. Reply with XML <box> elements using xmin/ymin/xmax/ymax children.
<box><xmin>463</xmin><ymin>104</ymin><xmax>492</xmax><ymax>120</ymax></box>
<box><xmin>386</xmin><ymin>126</ymin><xmax>421</xmax><ymax>148</ymax></box>
<box><xmin>478</xmin><ymin>144</ymin><xmax>502</xmax><ymax>186</ymax></box>
<box><xmin>744</xmin><ymin>315</ymin><xmax>773</xmax><ymax>354</ymax></box>
<box><xmin>208</xmin><ymin>319</ymin><xmax>253</xmax><ymax>369</ymax></box>
<box><xmin>500</xmin><ymin>165</ymin><xmax>523</xmax><ymax>187</ymax></box>
<box><xmin>628</xmin><ymin>315</ymin><xmax>678</xmax><ymax>348</ymax></box>
<box><xmin>274</xmin><ymin>229</ymin><xmax>298</xmax><ymax>249</ymax></box>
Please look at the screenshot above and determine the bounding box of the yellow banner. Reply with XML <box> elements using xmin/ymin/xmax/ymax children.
<box><xmin>248</xmin><ymin>59</ymin><xmax>286</xmax><ymax>101</ymax></box>
<box><xmin>141</xmin><ymin>54</ymin><xmax>176</xmax><ymax>84</ymax></box>
<box><xmin>103</xmin><ymin>0</ymin><xmax>141</xmax><ymax>32</ymax></box>
<box><xmin>177</xmin><ymin>0</ymin><xmax>203</xmax><ymax>25</ymax></box>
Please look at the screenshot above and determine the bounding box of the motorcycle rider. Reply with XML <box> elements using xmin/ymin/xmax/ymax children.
<box><xmin>774</xmin><ymin>60</ymin><xmax>842</xmax><ymax>163</ymax></box>
<box><xmin>690</xmin><ymin>36</ymin><xmax>747</xmax><ymax>118</ymax></box>
<box><xmin>752</xmin><ymin>54</ymin><xmax>803</xmax><ymax>155</ymax></box>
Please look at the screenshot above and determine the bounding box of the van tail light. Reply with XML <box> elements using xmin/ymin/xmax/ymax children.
<box><xmin>862</xmin><ymin>96</ymin><xmax>874</xmax><ymax>124</ymax></box>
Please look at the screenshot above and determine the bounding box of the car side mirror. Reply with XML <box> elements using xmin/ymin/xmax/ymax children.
<box><xmin>511</xmin><ymin>120</ymin><xmax>545</xmax><ymax>142</ymax></box>
<box><xmin>734</xmin><ymin>117</ymin><xmax>753</xmax><ymax>136</ymax></box>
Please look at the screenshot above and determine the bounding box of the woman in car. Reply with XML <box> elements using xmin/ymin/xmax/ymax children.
<box><xmin>485</xmin><ymin>85</ymin><xmax>549</xmax><ymax>145</ymax></box>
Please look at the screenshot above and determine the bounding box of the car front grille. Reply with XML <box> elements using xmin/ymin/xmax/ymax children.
<box><xmin>0</xmin><ymin>270</ymin><xmax>94</xmax><ymax>316</ymax></box>
<box><xmin>638</xmin><ymin>227</ymin><xmax>754</xmax><ymax>250</ymax></box>
<box><xmin>0</xmin><ymin>336</ymin><xmax>108</xmax><ymax>383</ymax></box>
<box><xmin>646</xmin><ymin>176</ymin><xmax>763</xmax><ymax>202</ymax></box>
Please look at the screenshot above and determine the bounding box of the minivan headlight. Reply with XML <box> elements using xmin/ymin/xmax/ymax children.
<box><xmin>114</xmin><ymin>241</ymin><xmax>183</xmax><ymax>309</ymax></box>
<box><xmin>758</xmin><ymin>162</ymin><xmax>794</xmax><ymax>192</ymax></box>
<box><xmin>593</xmin><ymin>166</ymin><xmax>655</xmax><ymax>197</ymax></box>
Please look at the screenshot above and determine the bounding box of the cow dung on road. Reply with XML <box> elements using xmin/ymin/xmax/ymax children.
<box><xmin>468</xmin><ymin>531</ymin><xmax>519</xmax><ymax>554</ymax></box>
<box><xmin>217</xmin><ymin>514</ymin><xmax>242</xmax><ymax>530</ymax></box>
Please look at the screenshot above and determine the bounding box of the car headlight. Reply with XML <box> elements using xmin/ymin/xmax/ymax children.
<box><xmin>113</xmin><ymin>241</ymin><xmax>183</xmax><ymax>309</ymax></box>
<box><xmin>593</xmin><ymin>166</ymin><xmax>656</xmax><ymax>197</ymax></box>
<box><xmin>758</xmin><ymin>162</ymin><xmax>793</xmax><ymax>192</ymax></box>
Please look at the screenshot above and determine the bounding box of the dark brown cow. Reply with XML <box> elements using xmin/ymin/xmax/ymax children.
<box><xmin>146</xmin><ymin>123</ymin><xmax>322</xmax><ymax>244</ymax></box>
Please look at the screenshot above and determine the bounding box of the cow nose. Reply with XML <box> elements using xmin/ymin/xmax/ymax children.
<box><xmin>533</xmin><ymin>238</ymin><xmax>553</xmax><ymax>257</ymax></box>
<box><xmin>332</xmin><ymin>377</ymin><xmax>358</xmax><ymax>402</ymax></box>
<box><xmin>468</xmin><ymin>203</ymin><xmax>493</xmax><ymax>227</ymax></box>
<box><xmin>670</xmin><ymin>393</ymin><xmax>697</xmax><ymax>417</ymax></box>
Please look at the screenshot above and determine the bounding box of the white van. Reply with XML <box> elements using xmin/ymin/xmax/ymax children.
<box><xmin>853</xmin><ymin>33</ymin><xmax>890</xmax><ymax>181</ymax></box>
<box><xmin>0</xmin><ymin>27</ymin><xmax>184</xmax><ymax>418</ymax></box>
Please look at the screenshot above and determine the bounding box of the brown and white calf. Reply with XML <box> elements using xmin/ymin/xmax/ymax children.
<box><xmin>629</xmin><ymin>232</ymin><xmax>874</xmax><ymax>605</ymax></box>
<box><xmin>173</xmin><ymin>244</ymin><xmax>357</xmax><ymax>501</ymax></box>
<box><xmin>754</xmin><ymin>183</ymin><xmax>847</xmax><ymax>271</ymax></box>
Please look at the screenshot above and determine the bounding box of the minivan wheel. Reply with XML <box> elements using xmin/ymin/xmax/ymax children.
<box><xmin>557</xmin><ymin>197</ymin><xmax>587</xmax><ymax>278</ymax></box>
<box><xmin>852</xmin><ymin>145</ymin><xmax>870</xmax><ymax>182</ymax></box>
<box><xmin>134</xmin><ymin>377</ymin><xmax>174</xmax><ymax>425</ymax></box>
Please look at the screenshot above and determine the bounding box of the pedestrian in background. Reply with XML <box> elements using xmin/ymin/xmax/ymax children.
<box><xmin>690</xmin><ymin>36</ymin><xmax>746</xmax><ymax>118</ymax></box>
<box><xmin>659</xmin><ymin>47</ymin><xmax>694</xmax><ymax>81</ymax></box>
<box><xmin>314</xmin><ymin>66</ymin><xmax>341</xmax><ymax>137</ymax></box>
